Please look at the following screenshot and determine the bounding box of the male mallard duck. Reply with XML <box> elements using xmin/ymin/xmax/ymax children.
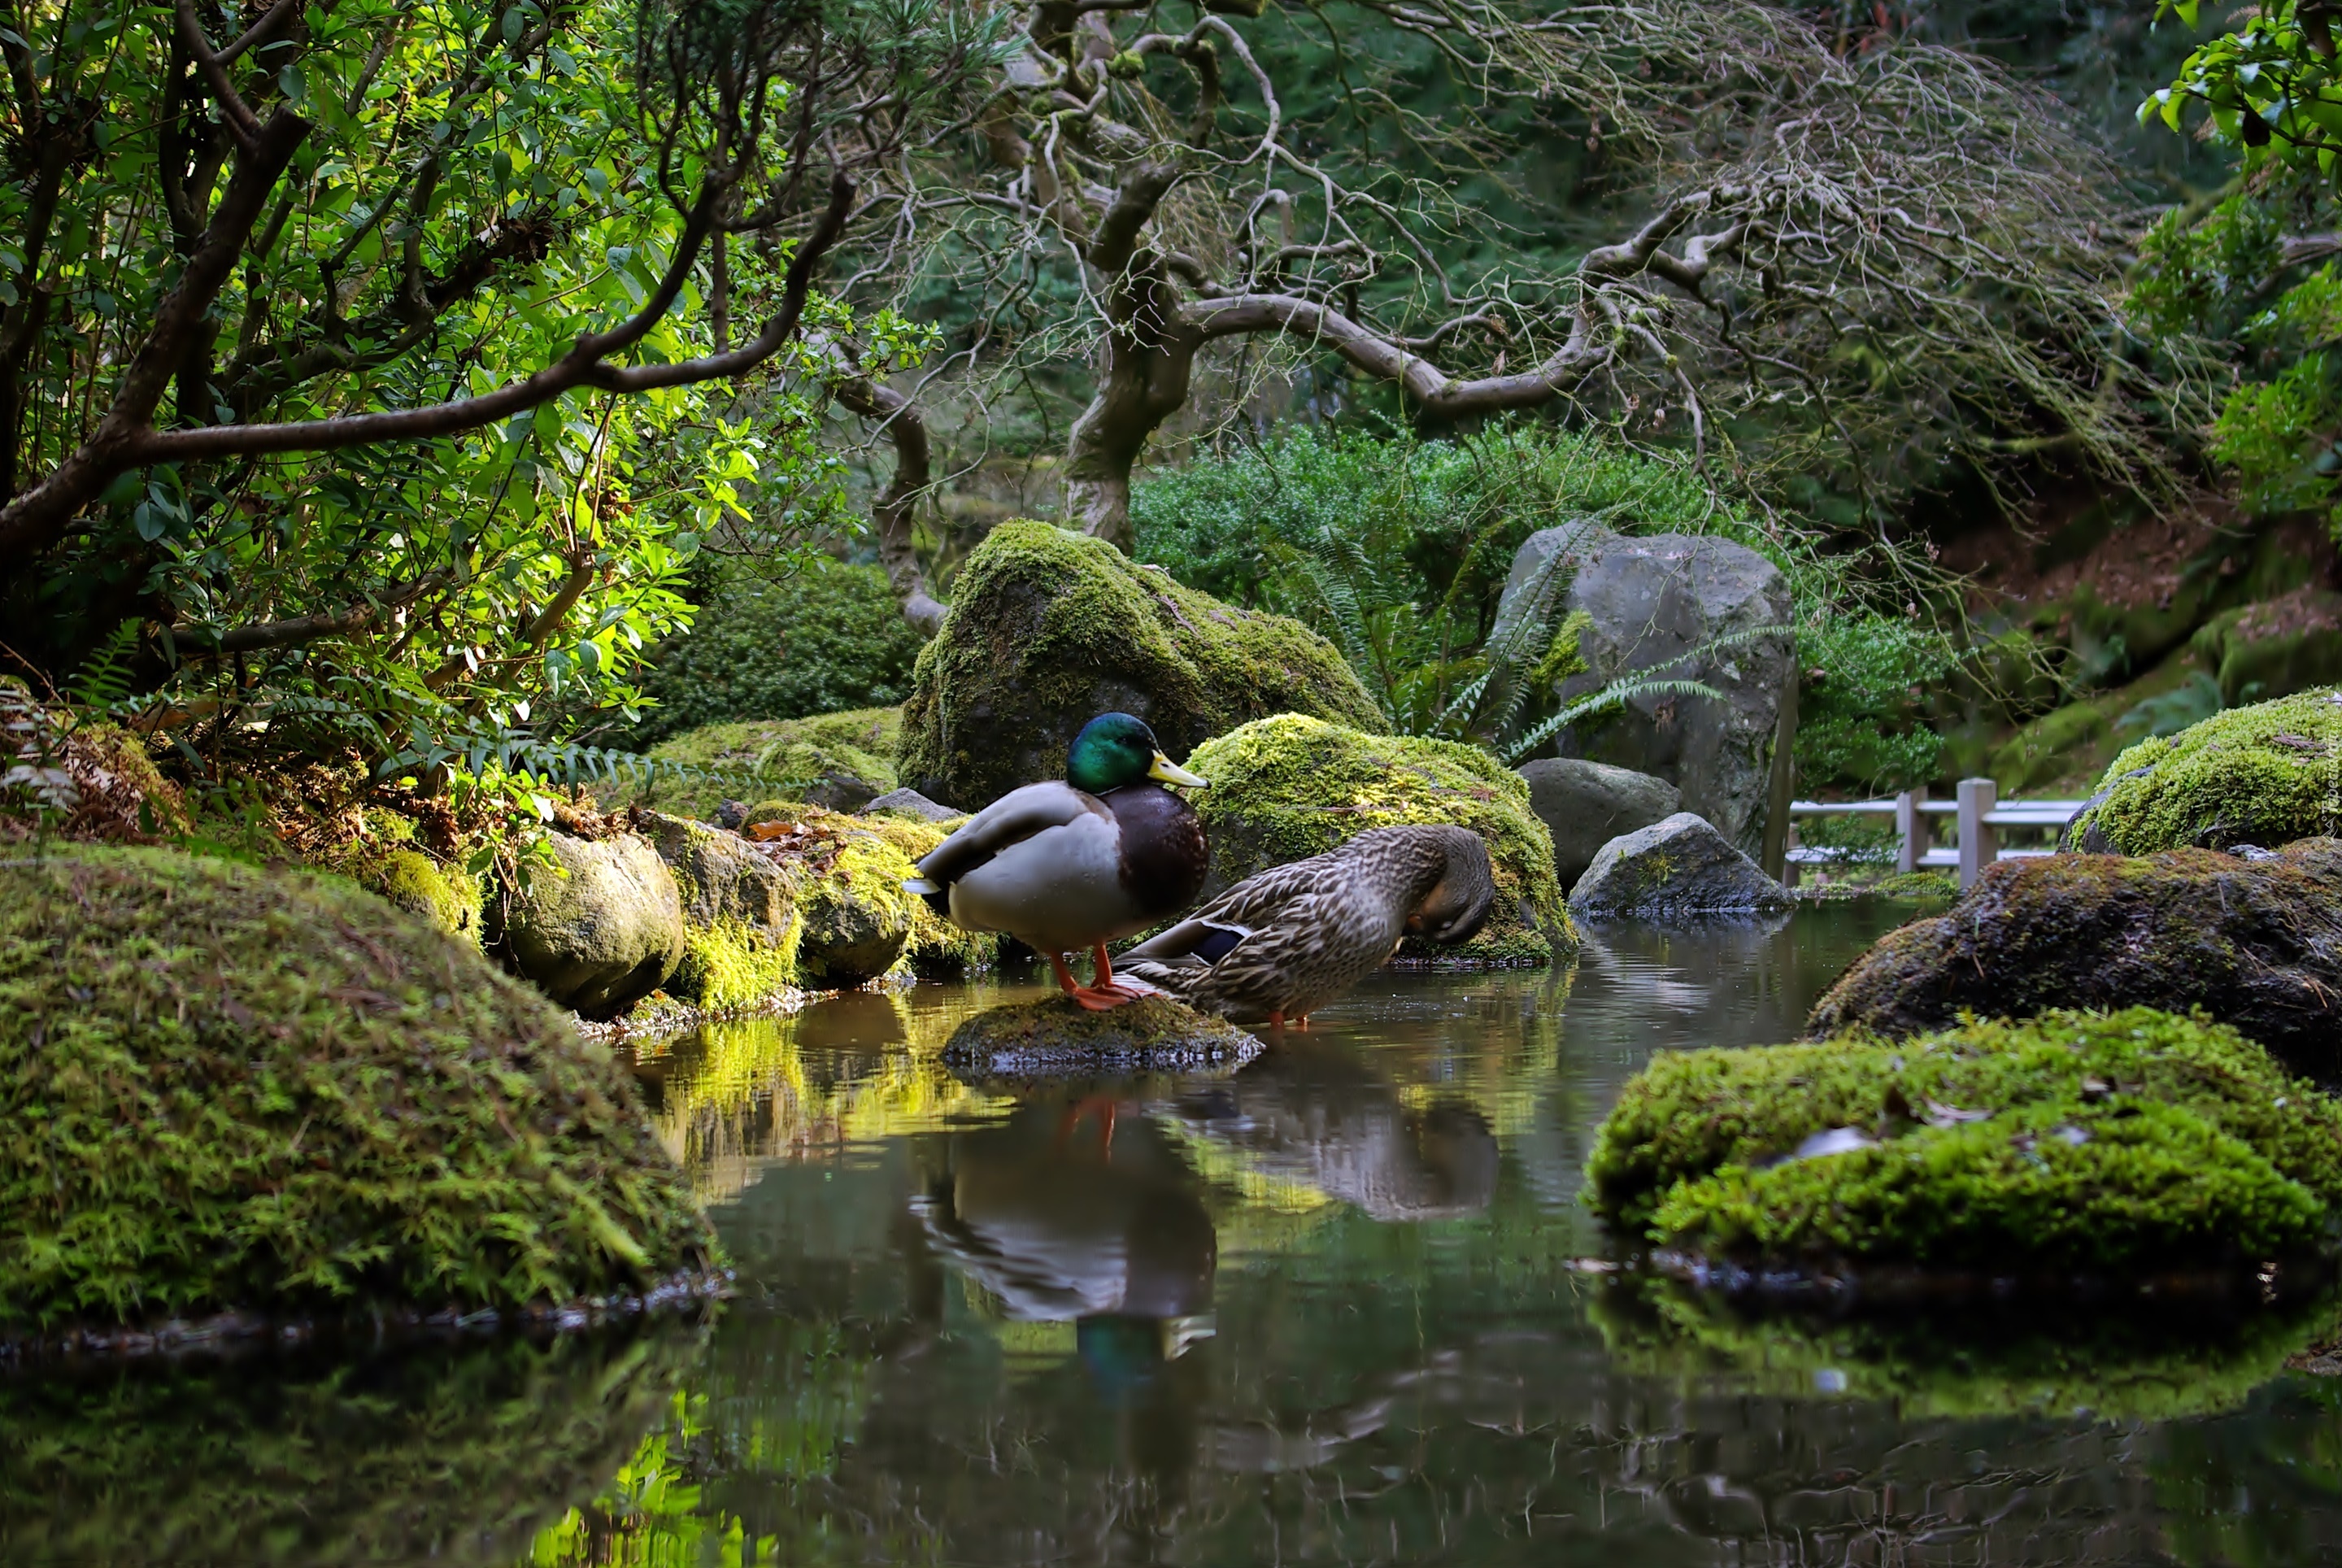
<box><xmin>908</xmin><ymin>712</ymin><xmax>1209</xmax><ymax>1009</ymax></box>
<box><xmin>1117</xmin><ymin>825</ymin><xmax>1495</xmax><ymax>1027</ymax></box>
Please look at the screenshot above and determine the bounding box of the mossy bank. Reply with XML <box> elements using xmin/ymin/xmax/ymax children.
<box><xmin>0</xmin><ymin>847</ymin><xmax>716</xmax><ymax>1337</ymax></box>
<box><xmin>616</xmin><ymin>706</ymin><xmax>902</xmax><ymax>822</ymax></box>
<box><xmin>1589</xmin><ymin>1008</ymin><xmax>2342</xmax><ymax>1281</ymax></box>
<box><xmin>897</xmin><ymin>520</ymin><xmax>1383</xmax><ymax>809</ymax></box>
<box><xmin>1186</xmin><ymin>714</ymin><xmax>1574</xmax><ymax>964</ymax></box>
<box><xmin>2069</xmin><ymin>686</ymin><xmax>2342</xmax><ymax>854</ymax></box>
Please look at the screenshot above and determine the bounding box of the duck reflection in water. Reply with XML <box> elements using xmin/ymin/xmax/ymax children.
<box><xmin>913</xmin><ymin>1093</ymin><xmax>1217</xmax><ymax>1381</ymax></box>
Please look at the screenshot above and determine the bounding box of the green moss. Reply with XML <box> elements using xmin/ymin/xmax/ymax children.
<box><xmin>1185</xmin><ymin>713</ymin><xmax>1574</xmax><ymax>964</ymax></box>
<box><xmin>611</xmin><ymin>707</ymin><xmax>902</xmax><ymax>821</ymax></box>
<box><xmin>0</xmin><ymin>846</ymin><xmax>716</xmax><ymax>1332</ymax></box>
<box><xmin>895</xmin><ymin>520</ymin><xmax>1383</xmax><ymax>809</ymax></box>
<box><xmin>857</xmin><ymin>812</ymin><xmax>998</xmax><ymax>975</ymax></box>
<box><xmin>675</xmin><ymin>918</ymin><xmax>803</xmax><ymax>1013</ymax></box>
<box><xmin>641</xmin><ymin>812</ymin><xmax>803</xmax><ymax>1012</ymax></box>
<box><xmin>1865</xmin><ymin>869</ymin><xmax>1958</xmax><ymax>900</ymax></box>
<box><xmin>2075</xmin><ymin>687</ymin><xmax>2342</xmax><ymax>852</ymax></box>
<box><xmin>363</xmin><ymin>848</ymin><xmax>481</xmax><ymax>939</ymax></box>
<box><xmin>1591</xmin><ymin>1275</ymin><xmax>2340</xmax><ymax>1422</ymax></box>
<box><xmin>1587</xmin><ymin>1007</ymin><xmax>2342</xmax><ymax>1271</ymax></box>
<box><xmin>0</xmin><ymin>1323</ymin><xmax>703</xmax><ymax>1563</ymax></box>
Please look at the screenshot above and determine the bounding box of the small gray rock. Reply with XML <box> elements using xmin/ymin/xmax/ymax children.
<box><xmin>1517</xmin><ymin>757</ymin><xmax>1681</xmax><ymax>887</ymax></box>
<box><xmin>500</xmin><ymin>832</ymin><xmax>685</xmax><ymax>1018</ymax></box>
<box><xmin>1569</xmin><ymin>811</ymin><xmax>1795</xmax><ymax>921</ymax></box>
<box><xmin>803</xmin><ymin>769</ymin><xmax>886</xmax><ymax>813</ymax></box>
<box><xmin>861</xmin><ymin>786</ymin><xmax>960</xmax><ymax>821</ymax></box>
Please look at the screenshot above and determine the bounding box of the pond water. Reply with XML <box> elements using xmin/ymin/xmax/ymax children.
<box><xmin>11</xmin><ymin>904</ymin><xmax>2342</xmax><ymax>1566</ymax></box>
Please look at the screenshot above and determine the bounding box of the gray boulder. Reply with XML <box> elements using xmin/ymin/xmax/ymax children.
<box><xmin>500</xmin><ymin>832</ymin><xmax>686</xmax><ymax>1018</ymax></box>
<box><xmin>1569</xmin><ymin>812</ymin><xmax>1795</xmax><ymax>921</ymax></box>
<box><xmin>1500</xmin><ymin>523</ymin><xmax>1792</xmax><ymax>853</ymax></box>
<box><xmin>861</xmin><ymin>786</ymin><xmax>960</xmax><ymax>821</ymax></box>
<box><xmin>1517</xmin><ymin>757</ymin><xmax>1681</xmax><ymax>888</ymax></box>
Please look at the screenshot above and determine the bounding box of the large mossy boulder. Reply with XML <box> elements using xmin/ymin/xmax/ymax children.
<box><xmin>1499</xmin><ymin>524</ymin><xmax>1792</xmax><ymax>852</ymax></box>
<box><xmin>896</xmin><ymin>520</ymin><xmax>1382</xmax><ymax>808</ymax></box>
<box><xmin>1184</xmin><ymin>715</ymin><xmax>1573</xmax><ymax>963</ymax></box>
<box><xmin>616</xmin><ymin>706</ymin><xmax>902</xmax><ymax>822</ymax></box>
<box><xmin>499</xmin><ymin>831</ymin><xmax>686</xmax><ymax>1020</ymax></box>
<box><xmin>2065</xmin><ymin>687</ymin><xmax>2342</xmax><ymax>855</ymax></box>
<box><xmin>1807</xmin><ymin>841</ymin><xmax>2342</xmax><ymax>1069</ymax></box>
<box><xmin>0</xmin><ymin>847</ymin><xmax>716</xmax><ymax>1337</ymax></box>
<box><xmin>1588</xmin><ymin>1008</ymin><xmax>2342</xmax><ymax>1278</ymax></box>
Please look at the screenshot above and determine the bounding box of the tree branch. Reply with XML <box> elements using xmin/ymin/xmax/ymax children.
<box><xmin>832</xmin><ymin>372</ymin><xmax>946</xmax><ymax>634</ymax></box>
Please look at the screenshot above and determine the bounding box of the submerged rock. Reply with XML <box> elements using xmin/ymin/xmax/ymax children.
<box><xmin>1588</xmin><ymin>1007</ymin><xmax>2342</xmax><ymax>1279</ymax></box>
<box><xmin>1499</xmin><ymin>524</ymin><xmax>1792</xmax><ymax>852</ymax></box>
<box><xmin>2063</xmin><ymin>687</ymin><xmax>2342</xmax><ymax>854</ymax></box>
<box><xmin>940</xmin><ymin>995</ymin><xmax>1261</xmax><ymax>1078</ymax></box>
<box><xmin>895</xmin><ymin>520</ymin><xmax>1382</xmax><ymax>809</ymax></box>
<box><xmin>1517</xmin><ymin>756</ymin><xmax>1681</xmax><ymax>888</ymax></box>
<box><xmin>0</xmin><ymin>847</ymin><xmax>716</xmax><ymax>1338</ymax></box>
<box><xmin>1184</xmin><ymin>713</ymin><xmax>1573</xmax><ymax>964</ymax></box>
<box><xmin>1569</xmin><ymin>812</ymin><xmax>1793</xmax><ymax>921</ymax></box>
<box><xmin>500</xmin><ymin>831</ymin><xmax>686</xmax><ymax>1019</ymax></box>
<box><xmin>1809</xmin><ymin>839</ymin><xmax>2342</xmax><ymax>1069</ymax></box>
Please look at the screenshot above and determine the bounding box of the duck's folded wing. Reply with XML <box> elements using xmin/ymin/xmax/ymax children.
<box><xmin>911</xmin><ymin>782</ymin><xmax>1099</xmax><ymax>890</ymax></box>
<box><xmin>1123</xmin><ymin>915</ymin><xmax>1256</xmax><ymax>969</ymax></box>
<box><xmin>1121</xmin><ymin>853</ymin><xmax>1329</xmax><ymax>966</ymax></box>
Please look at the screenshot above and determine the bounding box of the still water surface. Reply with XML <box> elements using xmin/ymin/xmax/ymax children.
<box><xmin>11</xmin><ymin>905</ymin><xmax>2342</xmax><ymax>1566</ymax></box>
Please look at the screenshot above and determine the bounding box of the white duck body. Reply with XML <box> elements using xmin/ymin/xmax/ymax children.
<box><xmin>916</xmin><ymin>780</ymin><xmax>1202</xmax><ymax>954</ymax></box>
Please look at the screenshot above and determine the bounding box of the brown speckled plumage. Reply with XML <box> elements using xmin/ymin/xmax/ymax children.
<box><xmin>1119</xmin><ymin>825</ymin><xmax>1495</xmax><ymax>1023</ymax></box>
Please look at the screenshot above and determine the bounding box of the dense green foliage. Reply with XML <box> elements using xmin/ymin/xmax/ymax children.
<box><xmin>625</xmin><ymin>561</ymin><xmax>922</xmax><ymax>748</ymax></box>
<box><xmin>1589</xmin><ymin>1008</ymin><xmax>2342</xmax><ymax>1272</ymax></box>
<box><xmin>0</xmin><ymin>846</ymin><xmax>715</xmax><ymax>1331</ymax></box>
<box><xmin>1793</xmin><ymin>610</ymin><xmax>1958</xmax><ymax>794</ymax></box>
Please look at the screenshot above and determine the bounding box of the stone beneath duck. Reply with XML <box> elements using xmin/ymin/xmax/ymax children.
<box><xmin>940</xmin><ymin>995</ymin><xmax>1262</xmax><ymax>1079</ymax></box>
<box><xmin>861</xmin><ymin>787</ymin><xmax>960</xmax><ymax>821</ymax></box>
<box><xmin>1569</xmin><ymin>812</ymin><xmax>1794</xmax><ymax>921</ymax></box>
<box><xmin>1517</xmin><ymin>757</ymin><xmax>1682</xmax><ymax>888</ymax></box>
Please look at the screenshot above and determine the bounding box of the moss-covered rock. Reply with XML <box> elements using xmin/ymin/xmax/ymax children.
<box><xmin>2192</xmin><ymin>589</ymin><xmax>2342</xmax><ymax>707</ymax></box>
<box><xmin>940</xmin><ymin>995</ymin><xmax>1262</xmax><ymax>1078</ymax></box>
<box><xmin>895</xmin><ymin>520</ymin><xmax>1382</xmax><ymax>808</ymax></box>
<box><xmin>1182</xmin><ymin>714</ymin><xmax>1572</xmax><ymax>964</ymax></box>
<box><xmin>613</xmin><ymin>707</ymin><xmax>902</xmax><ymax>822</ymax></box>
<box><xmin>715</xmin><ymin>804</ymin><xmax>992</xmax><ymax>983</ymax></box>
<box><xmin>0</xmin><ymin>1324</ymin><xmax>703</xmax><ymax>1563</ymax></box>
<box><xmin>855</xmin><ymin>811</ymin><xmax>998</xmax><ymax>975</ymax></box>
<box><xmin>498</xmin><ymin>832</ymin><xmax>686</xmax><ymax>1020</ymax></box>
<box><xmin>0</xmin><ymin>847</ymin><xmax>716</xmax><ymax>1335</ymax></box>
<box><xmin>1587</xmin><ymin>1008</ymin><xmax>2342</xmax><ymax>1276</ymax></box>
<box><xmin>2</xmin><ymin>682</ymin><xmax>189</xmax><ymax>844</ymax></box>
<box><xmin>2066</xmin><ymin>687</ymin><xmax>2342</xmax><ymax>854</ymax></box>
<box><xmin>1808</xmin><ymin>840</ymin><xmax>2342</xmax><ymax>1069</ymax></box>
<box><xmin>641</xmin><ymin>812</ymin><xmax>803</xmax><ymax>1013</ymax></box>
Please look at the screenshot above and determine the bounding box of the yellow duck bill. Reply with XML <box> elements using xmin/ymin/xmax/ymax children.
<box><xmin>1147</xmin><ymin>752</ymin><xmax>1208</xmax><ymax>787</ymax></box>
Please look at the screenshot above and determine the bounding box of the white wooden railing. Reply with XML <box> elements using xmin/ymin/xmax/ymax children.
<box><xmin>1786</xmin><ymin>779</ymin><xmax>2087</xmax><ymax>891</ymax></box>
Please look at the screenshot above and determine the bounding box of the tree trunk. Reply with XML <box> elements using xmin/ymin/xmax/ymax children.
<box><xmin>834</xmin><ymin>372</ymin><xmax>947</xmax><ymax>634</ymax></box>
<box><xmin>1063</xmin><ymin>258</ymin><xmax>1199</xmax><ymax>554</ymax></box>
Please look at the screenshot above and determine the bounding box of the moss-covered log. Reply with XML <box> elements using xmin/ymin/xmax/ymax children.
<box><xmin>1808</xmin><ymin>839</ymin><xmax>2342</xmax><ymax>1069</ymax></box>
<box><xmin>1587</xmin><ymin>1008</ymin><xmax>2342</xmax><ymax>1277</ymax></box>
<box><xmin>0</xmin><ymin>847</ymin><xmax>716</xmax><ymax>1336</ymax></box>
<box><xmin>895</xmin><ymin>521</ymin><xmax>1382</xmax><ymax>809</ymax></box>
<box><xmin>1183</xmin><ymin>714</ymin><xmax>1573</xmax><ymax>964</ymax></box>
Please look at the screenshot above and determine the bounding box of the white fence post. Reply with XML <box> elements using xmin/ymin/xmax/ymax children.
<box><xmin>1956</xmin><ymin>777</ymin><xmax>1997</xmax><ymax>891</ymax></box>
<box><xmin>1895</xmin><ymin>787</ymin><xmax>1928</xmax><ymax>875</ymax></box>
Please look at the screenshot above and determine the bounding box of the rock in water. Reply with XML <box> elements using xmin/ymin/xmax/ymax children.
<box><xmin>861</xmin><ymin>786</ymin><xmax>960</xmax><ymax>821</ymax></box>
<box><xmin>1498</xmin><ymin>524</ymin><xmax>1791</xmax><ymax>852</ymax></box>
<box><xmin>1809</xmin><ymin>839</ymin><xmax>2342</xmax><ymax>1071</ymax></box>
<box><xmin>895</xmin><ymin>520</ymin><xmax>1383</xmax><ymax>808</ymax></box>
<box><xmin>2063</xmin><ymin>687</ymin><xmax>2342</xmax><ymax>854</ymax></box>
<box><xmin>0</xmin><ymin>846</ymin><xmax>715</xmax><ymax>1339</ymax></box>
<box><xmin>500</xmin><ymin>831</ymin><xmax>686</xmax><ymax>1018</ymax></box>
<box><xmin>1185</xmin><ymin>714</ymin><xmax>1573</xmax><ymax>964</ymax></box>
<box><xmin>1569</xmin><ymin>812</ymin><xmax>1794</xmax><ymax>921</ymax></box>
<box><xmin>642</xmin><ymin>811</ymin><xmax>802</xmax><ymax>1011</ymax></box>
<box><xmin>940</xmin><ymin>995</ymin><xmax>1262</xmax><ymax>1078</ymax></box>
<box><xmin>1517</xmin><ymin>757</ymin><xmax>1682</xmax><ymax>888</ymax></box>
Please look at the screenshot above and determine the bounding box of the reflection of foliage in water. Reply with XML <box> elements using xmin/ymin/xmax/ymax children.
<box><xmin>2156</xmin><ymin>1375</ymin><xmax>2342</xmax><ymax>1566</ymax></box>
<box><xmin>1590</xmin><ymin>1272</ymin><xmax>2342</xmax><ymax>1423</ymax></box>
<box><xmin>0</xmin><ymin>1323</ymin><xmax>705</xmax><ymax>1566</ymax></box>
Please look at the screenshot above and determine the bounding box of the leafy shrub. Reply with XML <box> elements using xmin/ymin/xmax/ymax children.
<box><xmin>1794</xmin><ymin>610</ymin><xmax>1957</xmax><ymax>794</ymax></box>
<box><xmin>626</xmin><ymin>560</ymin><xmax>922</xmax><ymax>749</ymax></box>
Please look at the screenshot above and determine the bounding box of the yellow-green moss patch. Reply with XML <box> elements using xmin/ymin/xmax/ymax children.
<box><xmin>0</xmin><ymin>846</ymin><xmax>716</xmax><ymax>1334</ymax></box>
<box><xmin>1185</xmin><ymin>714</ymin><xmax>1573</xmax><ymax>964</ymax></box>
<box><xmin>611</xmin><ymin>707</ymin><xmax>902</xmax><ymax>821</ymax></box>
<box><xmin>895</xmin><ymin>520</ymin><xmax>1383</xmax><ymax>809</ymax></box>
<box><xmin>2074</xmin><ymin>687</ymin><xmax>2342</xmax><ymax>853</ymax></box>
<box><xmin>1588</xmin><ymin>1007</ymin><xmax>2342</xmax><ymax>1274</ymax></box>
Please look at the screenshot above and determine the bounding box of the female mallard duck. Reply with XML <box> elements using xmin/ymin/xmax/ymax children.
<box><xmin>1117</xmin><ymin>825</ymin><xmax>1495</xmax><ymax>1027</ymax></box>
<box><xmin>907</xmin><ymin>712</ymin><xmax>1210</xmax><ymax>1009</ymax></box>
